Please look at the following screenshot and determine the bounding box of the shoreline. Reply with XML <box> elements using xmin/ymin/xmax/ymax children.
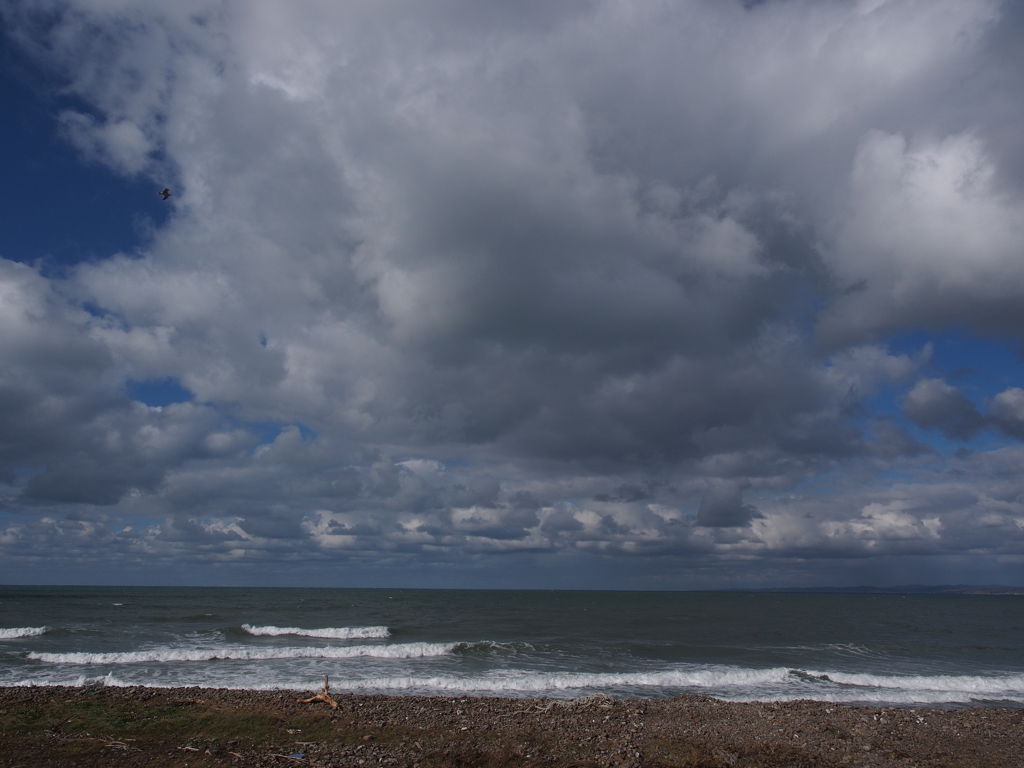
<box><xmin>2</xmin><ymin>686</ymin><xmax>1022</xmax><ymax>767</ymax></box>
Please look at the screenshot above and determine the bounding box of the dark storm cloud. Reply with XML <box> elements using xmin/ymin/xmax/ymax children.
<box><xmin>989</xmin><ymin>388</ymin><xmax>1024</xmax><ymax>439</ymax></box>
<box><xmin>237</xmin><ymin>512</ymin><xmax>308</xmax><ymax>540</ymax></box>
<box><xmin>1</xmin><ymin>0</ymin><xmax>1024</xmax><ymax>586</ymax></box>
<box><xmin>901</xmin><ymin>379</ymin><xmax>988</xmax><ymax>441</ymax></box>
<box><xmin>900</xmin><ymin>380</ymin><xmax>1024</xmax><ymax>444</ymax></box>
<box><xmin>865</xmin><ymin>419</ymin><xmax>934</xmax><ymax>460</ymax></box>
<box><xmin>449</xmin><ymin>476</ymin><xmax>500</xmax><ymax>509</ymax></box>
<box><xmin>595</xmin><ymin>484</ymin><xmax>655</xmax><ymax>503</ymax></box>
<box><xmin>696</xmin><ymin>483</ymin><xmax>762</xmax><ymax>528</ymax></box>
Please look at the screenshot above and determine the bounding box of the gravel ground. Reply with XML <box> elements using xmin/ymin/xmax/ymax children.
<box><xmin>1</xmin><ymin>685</ymin><xmax>1021</xmax><ymax>767</ymax></box>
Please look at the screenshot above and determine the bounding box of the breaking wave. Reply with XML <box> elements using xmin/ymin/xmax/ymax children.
<box><xmin>331</xmin><ymin>667</ymin><xmax>794</xmax><ymax>693</ymax></box>
<box><xmin>27</xmin><ymin>641</ymin><xmax>454</xmax><ymax>665</ymax></box>
<box><xmin>451</xmin><ymin>640</ymin><xmax>534</xmax><ymax>655</ymax></box>
<box><xmin>241</xmin><ymin>624</ymin><xmax>390</xmax><ymax>639</ymax></box>
<box><xmin>290</xmin><ymin>667</ymin><xmax>1024</xmax><ymax>704</ymax></box>
<box><xmin>805</xmin><ymin>670</ymin><xmax>1024</xmax><ymax>697</ymax></box>
<box><xmin>5</xmin><ymin>663</ymin><xmax>1022</xmax><ymax>705</ymax></box>
<box><xmin>0</xmin><ymin>627</ymin><xmax>48</xmax><ymax>639</ymax></box>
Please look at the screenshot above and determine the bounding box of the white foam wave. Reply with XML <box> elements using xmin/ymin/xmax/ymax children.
<box><xmin>311</xmin><ymin>667</ymin><xmax>798</xmax><ymax>694</ymax></box>
<box><xmin>5</xmin><ymin>664</ymin><xmax>1022</xmax><ymax>705</ymax></box>
<box><xmin>808</xmin><ymin>670</ymin><xmax>1024</xmax><ymax>697</ymax></box>
<box><xmin>6</xmin><ymin>673</ymin><xmax>149</xmax><ymax>689</ymax></box>
<box><xmin>27</xmin><ymin>641</ymin><xmax>453</xmax><ymax>665</ymax></box>
<box><xmin>454</xmin><ymin>640</ymin><xmax>534</xmax><ymax>654</ymax></box>
<box><xmin>242</xmin><ymin>624</ymin><xmax>390</xmax><ymax>639</ymax></box>
<box><xmin>403</xmin><ymin>671</ymin><xmax>778</xmax><ymax>696</ymax></box>
<box><xmin>294</xmin><ymin>667</ymin><xmax>1024</xmax><ymax>704</ymax></box>
<box><xmin>0</xmin><ymin>627</ymin><xmax>48</xmax><ymax>639</ymax></box>
<box><xmin>733</xmin><ymin>689</ymin><xmax>1024</xmax><ymax>706</ymax></box>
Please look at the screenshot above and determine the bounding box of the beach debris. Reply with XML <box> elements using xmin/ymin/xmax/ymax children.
<box><xmin>269</xmin><ymin>753</ymin><xmax>307</xmax><ymax>762</ymax></box>
<box><xmin>298</xmin><ymin>674</ymin><xmax>339</xmax><ymax>709</ymax></box>
<box><xmin>507</xmin><ymin>692</ymin><xmax>615</xmax><ymax>716</ymax></box>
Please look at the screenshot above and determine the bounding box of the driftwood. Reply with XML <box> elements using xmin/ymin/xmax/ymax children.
<box><xmin>298</xmin><ymin>675</ymin><xmax>339</xmax><ymax>709</ymax></box>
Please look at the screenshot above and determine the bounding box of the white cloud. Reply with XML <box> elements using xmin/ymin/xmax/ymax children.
<box><xmin>59</xmin><ymin>112</ymin><xmax>151</xmax><ymax>175</ymax></box>
<box><xmin>1</xmin><ymin>0</ymin><xmax>1023</xmax><ymax>586</ymax></box>
<box><xmin>823</xmin><ymin>130</ymin><xmax>1024</xmax><ymax>341</ymax></box>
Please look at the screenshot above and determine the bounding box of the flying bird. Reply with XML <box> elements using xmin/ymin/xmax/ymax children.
<box><xmin>160</xmin><ymin>188</ymin><xmax>172</xmax><ymax>200</ymax></box>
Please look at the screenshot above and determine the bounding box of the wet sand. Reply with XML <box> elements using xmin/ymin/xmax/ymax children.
<box><xmin>1</xmin><ymin>685</ymin><xmax>1022</xmax><ymax>767</ymax></box>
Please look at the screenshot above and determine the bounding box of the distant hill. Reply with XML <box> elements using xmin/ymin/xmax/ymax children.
<box><xmin>754</xmin><ymin>585</ymin><xmax>1024</xmax><ymax>595</ymax></box>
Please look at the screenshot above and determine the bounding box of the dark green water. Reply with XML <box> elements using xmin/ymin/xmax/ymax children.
<box><xmin>1</xmin><ymin>587</ymin><xmax>1022</xmax><ymax>706</ymax></box>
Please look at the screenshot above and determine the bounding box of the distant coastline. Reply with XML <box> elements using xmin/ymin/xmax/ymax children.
<box><xmin>738</xmin><ymin>585</ymin><xmax>1024</xmax><ymax>595</ymax></box>
<box><xmin>2</xmin><ymin>583</ymin><xmax>1023</xmax><ymax>594</ymax></box>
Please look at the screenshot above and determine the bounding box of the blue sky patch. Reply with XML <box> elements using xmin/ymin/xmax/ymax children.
<box><xmin>126</xmin><ymin>378</ymin><xmax>194</xmax><ymax>408</ymax></box>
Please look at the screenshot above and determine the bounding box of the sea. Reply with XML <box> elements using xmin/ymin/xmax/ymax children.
<box><xmin>1</xmin><ymin>587</ymin><xmax>1022</xmax><ymax>708</ymax></box>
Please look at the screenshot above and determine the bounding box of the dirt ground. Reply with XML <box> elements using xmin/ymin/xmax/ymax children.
<box><xmin>1</xmin><ymin>686</ymin><xmax>1021</xmax><ymax>767</ymax></box>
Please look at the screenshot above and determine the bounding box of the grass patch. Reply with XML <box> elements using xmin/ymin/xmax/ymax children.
<box><xmin>0</xmin><ymin>692</ymin><xmax>352</xmax><ymax>746</ymax></box>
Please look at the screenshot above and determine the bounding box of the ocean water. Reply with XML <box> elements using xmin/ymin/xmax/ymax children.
<box><xmin>1</xmin><ymin>587</ymin><xmax>1022</xmax><ymax>707</ymax></box>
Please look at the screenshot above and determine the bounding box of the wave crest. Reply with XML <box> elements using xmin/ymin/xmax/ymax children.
<box><xmin>0</xmin><ymin>627</ymin><xmax>48</xmax><ymax>639</ymax></box>
<box><xmin>241</xmin><ymin>624</ymin><xmax>390</xmax><ymax>639</ymax></box>
<box><xmin>285</xmin><ymin>667</ymin><xmax>1024</xmax><ymax>704</ymax></box>
<box><xmin>7</xmin><ymin>663</ymin><xmax>1023</xmax><ymax>705</ymax></box>
<box><xmin>809</xmin><ymin>670</ymin><xmax>1024</xmax><ymax>695</ymax></box>
<box><xmin>27</xmin><ymin>641</ymin><xmax>452</xmax><ymax>665</ymax></box>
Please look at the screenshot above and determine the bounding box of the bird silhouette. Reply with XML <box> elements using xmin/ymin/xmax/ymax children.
<box><xmin>160</xmin><ymin>188</ymin><xmax>172</xmax><ymax>200</ymax></box>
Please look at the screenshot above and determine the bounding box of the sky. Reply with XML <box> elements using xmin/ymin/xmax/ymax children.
<box><xmin>1</xmin><ymin>0</ymin><xmax>1024</xmax><ymax>589</ymax></box>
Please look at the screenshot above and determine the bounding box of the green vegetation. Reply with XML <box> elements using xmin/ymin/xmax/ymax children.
<box><xmin>2</xmin><ymin>695</ymin><xmax>336</xmax><ymax>744</ymax></box>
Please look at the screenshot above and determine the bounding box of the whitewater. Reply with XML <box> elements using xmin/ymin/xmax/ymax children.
<box><xmin>1</xmin><ymin>586</ymin><xmax>1022</xmax><ymax>707</ymax></box>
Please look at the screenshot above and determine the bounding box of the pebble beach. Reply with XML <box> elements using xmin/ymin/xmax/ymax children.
<box><xmin>2</xmin><ymin>685</ymin><xmax>1022</xmax><ymax>767</ymax></box>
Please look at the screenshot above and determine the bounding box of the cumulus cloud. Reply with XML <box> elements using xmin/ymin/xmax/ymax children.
<box><xmin>823</xmin><ymin>130</ymin><xmax>1024</xmax><ymax>342</ymax></box>
<box><xmin>0</xmin><ymin>259</ymin><xmax>243</xmax><ymax>507</ymax></box>
<box><xmin>1</xmin><ymin>0</ymin><xmax>1024</xmax><ymax>586</ymax></box>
